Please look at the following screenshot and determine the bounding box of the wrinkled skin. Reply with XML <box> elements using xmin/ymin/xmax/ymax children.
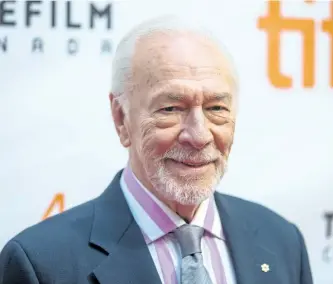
<box><xmin>111</xmin><ymin>31</ymin><xmax>236</xmax><ymax>221</ymax></box>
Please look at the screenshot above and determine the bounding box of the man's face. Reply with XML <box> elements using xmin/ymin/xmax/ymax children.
<box><xmin>122</xmin><ymin>32</ymin><xmax>236</xmax><ymax>205</ymax></box>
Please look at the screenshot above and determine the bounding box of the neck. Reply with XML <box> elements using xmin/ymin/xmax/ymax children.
<box><xmin>173</xmin><ymin>203</ymin><xmax>199</xmax><ymax>223</ymax></box>
<box><xmin>153</xmin><ymin>191</ymin><xmax>200</xmax><ymax>222</ymax></box>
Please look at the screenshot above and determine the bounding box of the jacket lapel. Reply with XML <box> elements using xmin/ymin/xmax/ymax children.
<box><xmin>89</xmin><ymin>170</ymin><xmax>161</xmax><ymax>284</ymax></box>
<box><xmin>214</xmin><ymin>193</ymin><xmax>280</xmax><ymax>284</ymax></box>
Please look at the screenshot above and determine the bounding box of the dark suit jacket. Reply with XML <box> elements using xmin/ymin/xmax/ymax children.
<box><xmin>0</xmin><ymin>170</ymin><xmax>313</xmax><ymax>284</ymax></box>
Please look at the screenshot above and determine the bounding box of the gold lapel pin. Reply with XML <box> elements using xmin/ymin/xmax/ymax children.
<box><xmin>261</xmin><ymin>263</ymin><xmax>270</xmax><ymax>273</ymax></box>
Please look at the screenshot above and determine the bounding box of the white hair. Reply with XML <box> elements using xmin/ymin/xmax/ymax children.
<box><xmin>110</xmin><ymin>14</ymin><xmax>239</xmax><ymax>112</ymax></box>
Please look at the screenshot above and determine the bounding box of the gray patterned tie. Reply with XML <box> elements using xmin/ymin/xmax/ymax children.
<box><xmin>174</xmin><ymin>224</ymin><xmax>213</xmax><ymax>284</ymax></box>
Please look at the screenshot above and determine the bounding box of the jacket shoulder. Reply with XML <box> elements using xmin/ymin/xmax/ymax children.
<box><xmin>8</xmin><ymin>199</ymin><xmax>95</xmax><ymax>252</ymax></box>
<box><xmin>0</xmin><ymin>199</ymin><xmax>103</xmax><ymax>283</ymax></box>
<box><xmin>217</xmin><ymin>193</ymin><xmax>299</xmax><ymax>236</ymax></box>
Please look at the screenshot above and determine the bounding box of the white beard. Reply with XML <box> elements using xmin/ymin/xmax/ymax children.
<box><xmin>145</xmin><ymin>147</ymin><xmax>228</xmax><ymax>205</ymax></box>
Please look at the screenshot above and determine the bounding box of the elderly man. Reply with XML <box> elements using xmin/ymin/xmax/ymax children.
<box><xmin>0</xmin><ymin>16</ymin><xmax>313</xmax><ymax>284</ymax></box>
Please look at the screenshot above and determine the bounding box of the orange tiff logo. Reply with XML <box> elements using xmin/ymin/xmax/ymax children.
<box><xmin>258</xmin><ymin>0</ymin><xmax>333</xmax><ymax>88</ymax></box>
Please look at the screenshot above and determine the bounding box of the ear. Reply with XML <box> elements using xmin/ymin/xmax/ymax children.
<box><xmin>109</xmin><ymin>93</ymin><xmax>131</xmax><ymax>147</ymax></box>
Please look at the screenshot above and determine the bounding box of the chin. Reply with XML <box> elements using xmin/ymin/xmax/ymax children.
<box><xmin>155</xmin><ymin>173</ymin><xmax>218</xmax><ymax>205</ymax></box>
<box><xmin>167</xmin><ymin>183</ymin><xmax>215</xmax><ymax>205</ymax></box>
<box><xmin>146</xmin><ymin>157</ymin><xmax>226</xmax><ymax>205</ymax></box>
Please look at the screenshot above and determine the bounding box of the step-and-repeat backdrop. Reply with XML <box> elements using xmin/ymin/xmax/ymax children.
<box><xmin>0</xmin><ymin>0</ymin><xmax>332</xmax><ymax>283</ymax></box>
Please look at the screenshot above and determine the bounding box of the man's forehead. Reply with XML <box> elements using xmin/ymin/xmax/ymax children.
<box><xmin>137</xmin><ymin>64</ymin><xmax>229</xmax><ymax>83</ymax></box>
<box><xmin>128</xmin><ymin>32</ymin><xmax>236</xmax><ymax>101</ymax></box>
<box><xmin>149</xmin><ymin>83</ymin><xmax>233</xmax><ymax>102</ymax></box>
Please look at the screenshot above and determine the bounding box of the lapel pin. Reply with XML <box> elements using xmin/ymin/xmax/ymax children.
<box><xmin>261</xmin><ymin>263</ymin><xmax>270</xmax><ymax>273</ymax></box>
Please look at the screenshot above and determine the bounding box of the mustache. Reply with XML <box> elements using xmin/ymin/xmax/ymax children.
<box><xmin>162</xmin><ymin>146</ymin><xmax>221</xmax><ymax>163</ymax></box>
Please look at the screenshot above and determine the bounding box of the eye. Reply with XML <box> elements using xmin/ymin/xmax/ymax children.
<box><xmin>160</xmin><ymin>106</ymin><xmax>181</xmax><ymax>112</ymax></box>
<box><xmin>206</xmin><ymin>106</ymin><xmax>229</xmax><ymax>112</ymax></box>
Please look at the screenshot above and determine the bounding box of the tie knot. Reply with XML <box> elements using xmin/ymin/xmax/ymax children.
<box><xmin>173</xmin><ymin>225</ymin><xmax>204</xmax><ymax>258</ymax></box>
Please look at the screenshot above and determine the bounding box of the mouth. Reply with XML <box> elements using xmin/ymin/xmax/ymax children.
<box><xmin>168</xmin><ymin>159</ymin><xmax>215</xmax><ymax>168</ymax></box>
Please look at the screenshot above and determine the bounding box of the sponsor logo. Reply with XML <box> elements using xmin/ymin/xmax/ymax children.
<box><xmin>0</xmin><ymin>0</ymin><xmax>113</xmax><ymax>55</ymax></box>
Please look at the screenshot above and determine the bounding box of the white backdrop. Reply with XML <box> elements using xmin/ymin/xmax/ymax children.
<box><xmin>0</xmin><ymin>1</ymin><xmax>332</xmax><ymax>283</ymax></box>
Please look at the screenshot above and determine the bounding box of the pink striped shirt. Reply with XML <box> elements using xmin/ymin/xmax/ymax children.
<box><xmin>120</xmin><ymin>165</ymin><xmax>236</xmax><ymax>284</ymax></box>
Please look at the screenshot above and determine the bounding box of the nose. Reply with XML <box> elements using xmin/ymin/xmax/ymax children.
<box><xmin>178</xmin><ymin>107</ymin><xmax>213</xmax><ymax>150</ymax></box>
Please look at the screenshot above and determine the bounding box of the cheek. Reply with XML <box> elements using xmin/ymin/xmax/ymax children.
<box><xmin>141</xmin><ymin>126</ymin><xmax>180</xmax><ymax>157</ymax></box>
<box><xmin>213</xmin><ymin>123</ymin><xmax>235</xmax><ymax>154</ymax></box>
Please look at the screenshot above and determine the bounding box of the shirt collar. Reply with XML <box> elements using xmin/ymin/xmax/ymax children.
<box><xmin>120</xmin><ymin>165</ymin><xmax>225</xmax><ymax>244</ymax></box>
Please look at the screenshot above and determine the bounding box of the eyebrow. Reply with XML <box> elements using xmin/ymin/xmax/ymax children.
<box><xmin>206</xmin><ymin>92</ymin><xmax>232</xmax><ymax>102</ymax></box>
<box><xmin>156</xmin><ymin>92</ymin><xmax>232</xmax><ymax>103</ymax></box>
